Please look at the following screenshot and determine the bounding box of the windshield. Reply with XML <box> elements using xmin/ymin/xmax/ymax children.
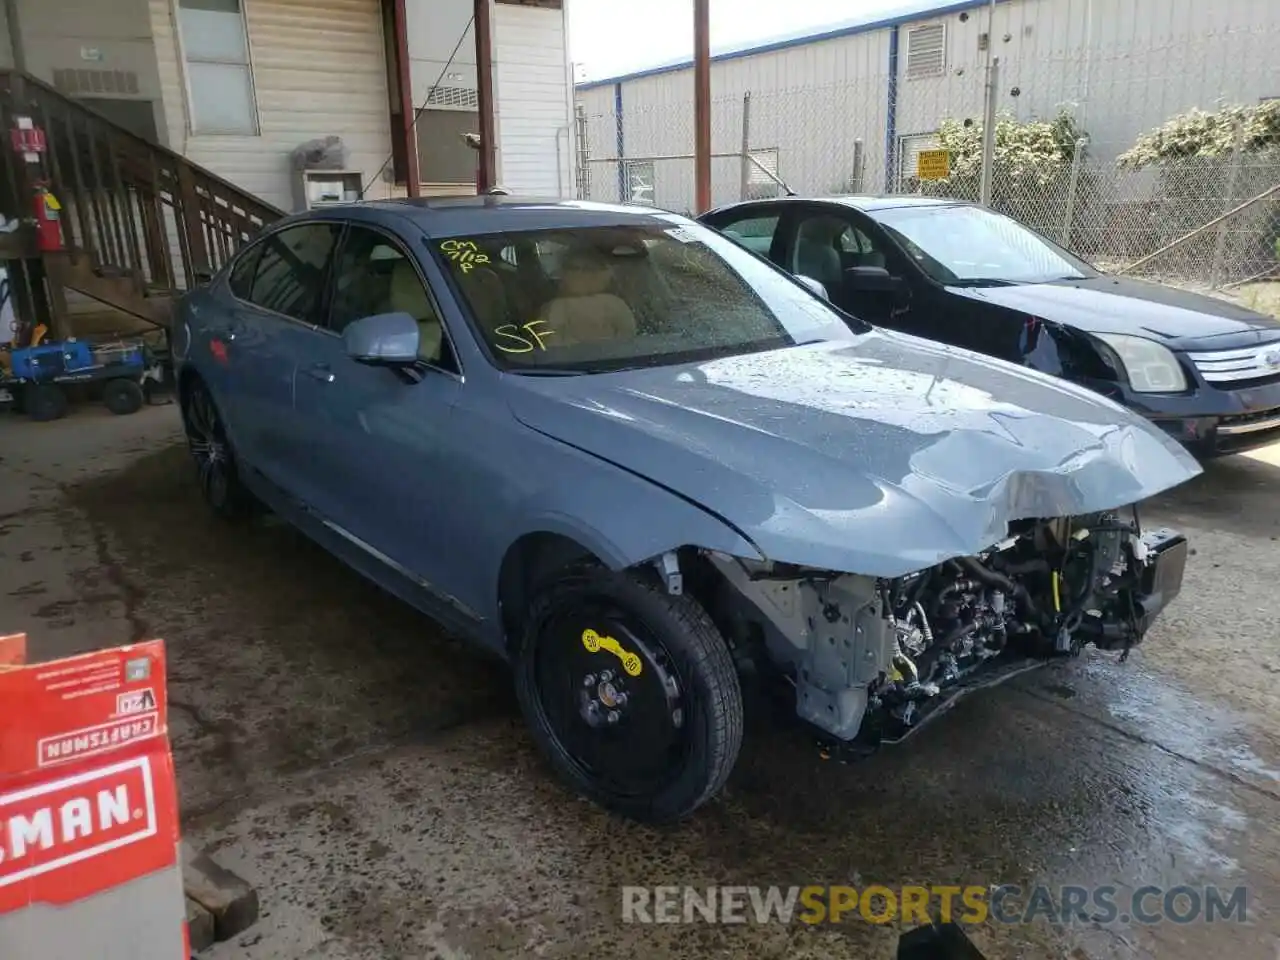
<box><xmin>873</xmin><ymin>205</ymin><xmax>1096</xmax><ymax>285</ymax></box>
<box><xmin>430</xmin><ymin>220</ymin><xmax>857</xmax><ymax>373</ymax></box>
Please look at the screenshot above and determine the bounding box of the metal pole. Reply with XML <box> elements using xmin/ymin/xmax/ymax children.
<box><xmin>4</xmin><ymin>0</ymin><xmax>25</xmax><ymax>74</ymax></box>
<box><xmin>693</xmin><ymin>0</ymin><xmax>712</xmax><ymax>213</ymax></box>
<box><xmin>1060</xmin><ymin>136</ymin><xmax>1087</xmax><ymax>247</ymax></box>
<box><xmin>739</xmin><ymin>91</ymin><xmax>751</xmax><ymax>201</ymax></box>
<box><xmin>978</xmin><ymin>0</ymin><xmax>998</xmax><ymax>206</ymax></box>
<box><xmin>979</xmin><ymin>60</ymin><xmax>999</xmax><ymax>206</ymax></box>
<box><xmin>474</xmin><ymin>0</ymin><xmax>497</xmax><ymax>192</ymax></box>
<box><xmin>1210</xmin><ymin>119</ymin><xmax>1245</xmax><ymax>288</ymax></box>
<box><xmin>575</xmin><ymin>103</ymin><xmax>590</xmax><ymax>199</ymax></box>
<box><xmin>391</xmin><ymin>0</ymin><xmax>420</xmax><ymax>197</ymax></box>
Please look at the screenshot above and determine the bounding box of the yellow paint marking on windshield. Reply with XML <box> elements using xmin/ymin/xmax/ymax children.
<box><xmin>494</xmin><ymin>321</ymin><xmax>555</xmax><ymax>353</ymax></box>
<box><xmin>440</xmin><ymin>238</ymin><xmax>491</xmax><ymax>274</ymax></box>
<box><xmin>581</xmin><ymin>629</ymin><xmax>643</xmax><ymax>677</ymax></box>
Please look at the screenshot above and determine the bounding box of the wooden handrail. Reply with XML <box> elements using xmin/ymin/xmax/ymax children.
<box><xmin>0</xmin><ymin>69</ymin><xmax>283</xmax><ymax>223</ymax></box>
<box><xmin>0</xmin><ymin>68</ymin><xmax>285</xmax><ymax>298</ymax></box>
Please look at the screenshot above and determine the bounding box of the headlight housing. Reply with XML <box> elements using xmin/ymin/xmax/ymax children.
<box><xmin>1095</xmin><ymin>333</ymin><xmax>1188</xmax><ymax>392</ymax></box>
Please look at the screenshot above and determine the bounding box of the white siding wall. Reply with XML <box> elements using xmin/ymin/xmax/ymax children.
<box><xmin>576</xmin><ymin>83</ymin><xmax>621</xmax><ymax>202</ymax></box>
<box><xmin>493</xmin><ymin>3</ymin><xmax>573</xmax><ymax>197</ymax></box>
<box><xmin>894</xmin><ymin>0</ymin><xmax>1280</xmax><ymax>161</ymax></box>
<box><xmin>151</xmin><ymin>0</ymin><xmax>394</xmax><ymax>211</ymax></box>
<box><xmin>578</xmin><ymin>26</ymin><xmax>889</xmax><ymax>212</ymax></box>
<box><xmin>405</xmin><ymin>0</ymin><xmax>477</xmax><ymax>103</ymax></box>
<box><xmin>581</xmin><ymin>0</ymin><xmax>1280</xmax><ymax>210</ymax></box>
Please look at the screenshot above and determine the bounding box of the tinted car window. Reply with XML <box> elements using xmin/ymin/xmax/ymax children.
<box><xmin>247</xmin><ymin>223</ymin><xmax>340</xmax><ymax>322</ymax></box>
<box><xmin>431</xmin><ymin>220</ymin><xmax>856</xmax><ymax>374</ymax></box>
<box><xmin>227</xmin><ymin>242</ymin><xmax>263</xmax><ymax>300</ymax></box>
<box><xmin>717</xmin><ymin>214</ymin><xmax>781</xmax><ymax>257</ymax></box>
<box><xmin>329</xmin><ymin>226</ymin><xmax>453</xmax><ymax>368</ymax></box>
<box><xmin>873</xmin><ymin>205</ymin><xmax>1095</xmax><ymax>284</ymax></box>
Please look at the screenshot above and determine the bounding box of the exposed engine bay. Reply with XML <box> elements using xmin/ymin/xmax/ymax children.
<box><xmin>704</xmin><ymin>507</ymin><xmax>1188</xmax><ymax>747</ymax></box>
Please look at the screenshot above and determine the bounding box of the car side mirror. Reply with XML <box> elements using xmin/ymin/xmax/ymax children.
<box><xmin>193</xmin><ymin>266</ymin><xmax>215</xmax><ymax>286</ymax></box>
<box><xmin>844</xmin><ymin>265</ymin><xmax>899</xmax><ymax>293</ymax></box>
<box><xmin>343</xmin><ymin>311</ymin><xmax>420</xmax><ymax>365</ymax></box>
<box><xmin>794</xmin><ymin>274</ymin><xmax>830</xmax><ymax>301</ymax></box>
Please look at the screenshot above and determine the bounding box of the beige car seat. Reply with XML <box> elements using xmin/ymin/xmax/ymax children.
<box><xmin>388</xmin><ymin>259</ymin><xmax>444</xmax><ymax>363</ymax></box>
<box><xmin>538</xmin><ymin>252</ymin><xmax>637</xmax><ymax>347</ymax></box>
<box><xmin>456</xmin><ymin>264</ymin><xmax>510</xmax><ymax>335</ymax></box>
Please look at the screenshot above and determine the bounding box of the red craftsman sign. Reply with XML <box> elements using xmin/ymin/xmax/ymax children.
<box><xmin>0</xmin><ymin>634</ymin><xmax>188</xmax><ymax>959</ymax></box>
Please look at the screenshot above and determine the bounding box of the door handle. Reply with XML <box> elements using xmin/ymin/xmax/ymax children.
<box><xmin>305</xmin><ymin>363</ymin><xmax>335</xmax><ymax>383</ymax></box>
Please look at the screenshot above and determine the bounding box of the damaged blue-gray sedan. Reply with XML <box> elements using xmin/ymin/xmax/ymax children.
<box><xmin>171</xmin><ymin>198</ymin><xmax>1201</xmax><ymax>822</ymax></box>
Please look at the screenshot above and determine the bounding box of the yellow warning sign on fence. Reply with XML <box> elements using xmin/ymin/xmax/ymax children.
<box><xmin>916</xmin><ymin>149</ymin><xmax>950</xmax><ymax>181</ymax></box>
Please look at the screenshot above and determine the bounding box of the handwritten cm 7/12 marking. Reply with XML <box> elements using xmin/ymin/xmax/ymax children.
<box><xmin>439</xmin><ymin>239</ymin><xmax>491</xmax><ymax>274</ymax></box>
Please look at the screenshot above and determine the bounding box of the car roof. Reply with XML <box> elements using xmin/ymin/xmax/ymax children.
<box><xmin>276</xmin><ymin>196</ymin><xmax>686</xmax><ymax>238</ymax></box>
<box><xmin>708</xmin><ymin>195</ymin><xmax>972</xmax><ymax>216</ymax></box>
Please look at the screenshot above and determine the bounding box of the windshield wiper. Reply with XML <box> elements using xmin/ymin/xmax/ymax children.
<box><xmin>505</xmin><ymin>367</ymin><xmax>590</xmax><ymax>377</ymax></box>
<box><xmin>947</xmin><ymin>277</ymin><xmax>1021</xmax><ymax>287</ymax></box>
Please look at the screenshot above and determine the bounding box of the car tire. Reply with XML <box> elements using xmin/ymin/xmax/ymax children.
<box><xmin>102</xmin><ymin>378</ymin><xmax>144</xmax><ymax>416</ymax></box>
<box><xmin>181</xmin><ymin>377</ymin><xmax>255</xmax><ymax>520</ymax></box>
<box><xmin>515</xmin><ymin>563</ymin><xmax>743</xmax><ymax>822</ymax></box>
<box><xmin>25</xmin><ymin>383</ymin><xmax>67</xmax><ymax>422</ymax></box>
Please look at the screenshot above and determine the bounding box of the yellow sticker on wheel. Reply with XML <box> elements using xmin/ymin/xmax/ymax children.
<box><xmin>581</xmin><ymin>628</ymin><xmax>643</xmax><ymax>677</ymax></box>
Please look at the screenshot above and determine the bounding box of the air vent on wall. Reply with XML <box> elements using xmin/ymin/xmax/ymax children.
<box><xmin>52</xmin><ymin>68</ymin><xmax>141</xmax><ymax>96</ymax></box>
<box><xmin>424</xmin><ymin>85</ymin><xmax>479</xmax><ymax>110</ymax></box>
<box><xmin>905</xmin><ymin>23</ymin><xmax>946</xmax><ymax>80</ymax></box>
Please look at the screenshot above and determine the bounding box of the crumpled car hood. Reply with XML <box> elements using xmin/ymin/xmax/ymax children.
<box><xmin>508</xmin><ymin>331</ymin><xmax>1202</xmax><ymax>577</ymax></box>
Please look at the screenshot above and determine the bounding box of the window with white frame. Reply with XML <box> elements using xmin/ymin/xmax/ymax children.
<box><xmin>623</xmin><ymin>160</ymin><xmax>655</xmax><ymax>205</ymax></box>
<box><xmin>177</xmin><ymin>0</ymin><xmax>259</xmax><ymax>135</ymax></box>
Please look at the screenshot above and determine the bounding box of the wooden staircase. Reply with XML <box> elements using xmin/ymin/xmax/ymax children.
<box><xmin>0</xmin><ymin>70</ymin><xmax>285</xmax><ymax>340</ymax></box>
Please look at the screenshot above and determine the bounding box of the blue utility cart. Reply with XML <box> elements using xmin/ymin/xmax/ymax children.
<box><xmin>0</xmin><ymin>337</ymin><xmax>167</xmax><ymax>421</ymax></box>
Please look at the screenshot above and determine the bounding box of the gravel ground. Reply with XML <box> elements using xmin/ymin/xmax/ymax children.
<box><xmin>1</xmin><ymin>404</ymin><xmax>1278</xmax><ymax>960</ymax></box>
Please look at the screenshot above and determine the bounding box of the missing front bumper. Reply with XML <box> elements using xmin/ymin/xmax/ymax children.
<box><xmin>1076</xmin><ymin>526</ymin><xmax>1189</xmax><ymax>650</ymax></box>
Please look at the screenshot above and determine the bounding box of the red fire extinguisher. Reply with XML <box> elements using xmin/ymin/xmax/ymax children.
<box><xmin>32</xmin><ymin>183</ymin><xmax>63</xmax><ymax>253</ymax></box>
<box><xmin>10</xmin><ymin>118</ymin><xmax>63</xmax><ymax>251</ymax></box>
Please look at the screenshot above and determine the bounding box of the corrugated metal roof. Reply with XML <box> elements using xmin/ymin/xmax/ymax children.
<box><xmin>575</xmin><ymin>0</ymin><xmax>1002</xmax><ymax>89</ymax></box>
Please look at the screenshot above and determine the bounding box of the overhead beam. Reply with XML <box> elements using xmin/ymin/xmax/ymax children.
<box><xmin>3</xmin><ymin>0</ymin><xmax>24</xmax><ymax>73</ymax></box>
<box><xmin>693</xmin><ymin>0</ymin><xmax>711</xmax><ymax>213</ymax></box>
<box><xmin>389</xmin><ymin>0</ymin><xmax>420</xmax><ymax>196</ymax></box>
<box><xmin>475</xmin><ymin>0</ymin><xmax>498</xmax><ymax>191</ymax></box>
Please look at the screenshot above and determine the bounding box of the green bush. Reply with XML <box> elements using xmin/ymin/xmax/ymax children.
<box><xmin>1117</xmin><ymin>101</ymin><xmax>1280</xmax><ymax>281</ymax></box>
<box><xmin>1118</xmin><ymin>99</ymin><xmax>1280</xmax><ymax>169</ymax></box>
<box><xmin>904</xmin><ymin>110</ymin><xmax>1093</xmax><ymax>241</ymax></box>
<box><xmin>930</xmin><ymin>109</ymin><xmax>1086</xmax><ymax>189</ymax></box>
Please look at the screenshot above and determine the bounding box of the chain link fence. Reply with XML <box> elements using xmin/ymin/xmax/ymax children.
<box><xmin>574</xmin><ymin>21</ymin><xmax>1280</xmax><ymax>291</ymax></box>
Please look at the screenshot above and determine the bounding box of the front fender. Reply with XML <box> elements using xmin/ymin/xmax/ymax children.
<box><xmin>516</xmin><ymin>439</ymin><xmax>765</xmax><ymax>570</ymax></box>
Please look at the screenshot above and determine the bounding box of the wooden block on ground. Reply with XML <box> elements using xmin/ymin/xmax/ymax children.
<box><xmin>182</xmin><ymin>841</ymin><xmax>260</xmax><ymax>943</ymax></box>
<box><xmin>186</xmin><ymin>897</ymin><xmax>216</xmax><ymax>954</ymax></box>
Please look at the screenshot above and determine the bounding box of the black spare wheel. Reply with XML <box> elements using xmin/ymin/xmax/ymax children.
<box><xmin>103</xmin><ymin>378</ymin><xmax>144</xmax><ymax>415</ymax></box>
<box><xmin>25</xmin><ymin>383</ymin><xmax>68</xmax><ymax>422</ymax></box>
<box><xmin>515</xmin><ymin>563</ymin><xmax>743</xmax><ymax>822</ymax></box>
<box><xmin>181</xmin><ymin>377</ymin><xmax>254</xmax><ymax>519</ymax></box>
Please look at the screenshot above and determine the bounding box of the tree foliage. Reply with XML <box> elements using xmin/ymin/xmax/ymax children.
<box><xmin>1118</xmin><ymin>99</ymin><xmax>1280</xmax><ymax>169</ymax></box>
<box><xmin>930</xmin><ymin>110</ymin><xmax>1087</xmax><ymax>188</ymax></box>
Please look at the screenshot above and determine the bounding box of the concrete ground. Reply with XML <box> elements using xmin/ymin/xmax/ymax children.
<box><xmin>1</xmin><ymin>404</ymin><xmax>1278</xmax><ymax>959</ymax></box>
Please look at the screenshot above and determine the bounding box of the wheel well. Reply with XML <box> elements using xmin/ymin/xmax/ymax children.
<box><xmin>498</xmin><ymin>533</ymin><xmax>601</xmax><ymax>650</ymax></box>
<box><xmin>496</xmin><ymin>537</ymin><xmax>752</xmax><ymax>659</ymax></box>
<box><xmin>177</xmin><ymin>366</ymin><xmax>202</xmax><ymax>405</ymax></box>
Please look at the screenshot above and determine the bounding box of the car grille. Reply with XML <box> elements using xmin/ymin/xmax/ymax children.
<box><xmin>1186</xmin><ymin>341</ymin><xmax>1280</xmax><ymax>386</ymax></box>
